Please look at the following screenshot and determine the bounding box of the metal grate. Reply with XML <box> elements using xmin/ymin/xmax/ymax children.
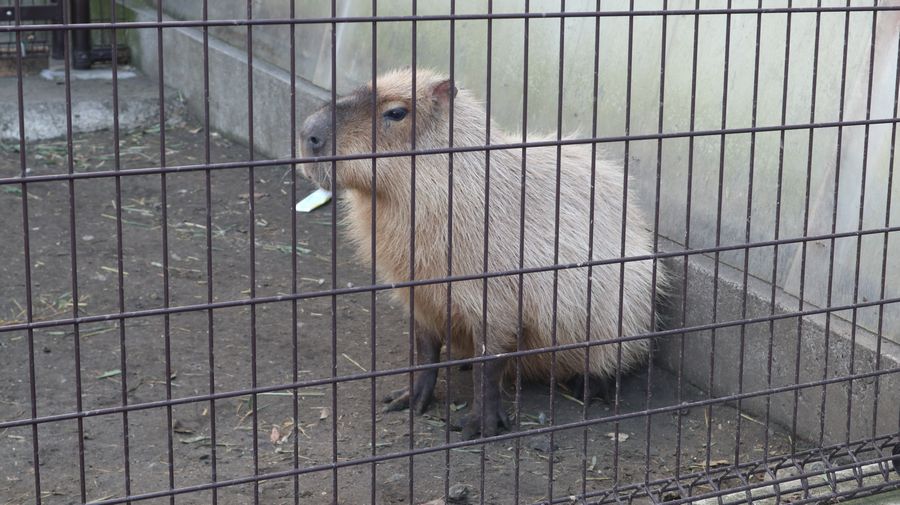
<box><xmin>0</xmin><ymin>0</ymin><xmax>61</xmax><ymax>60</ymax></box>
<box><xmin>0</xmin><ymin>1</ymin><xmax>898</xmax><ymax>504</ymax></box>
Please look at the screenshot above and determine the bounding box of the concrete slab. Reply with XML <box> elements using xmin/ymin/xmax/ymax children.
<box><xmin>656</xmin><ymin>238</ymin><xmax>900</xmax><ymax>447</ymax></box>
<box><xmin>841</xmin><ymin>490</ymin><xmax>900</xmax><ymax>505</ymax></box>
<box><xmin>693</xmin><ymin>461</ymin><xmax>900</xmax><ymax>505</ymax></box>
<box><xmin>0</xmin><ymin>69</ymin><xmax>180</xmax><ymax>141</ymax></box>
<box><xmin>39</xmin><ymin>68</ymin><xmax>139</xmax><ymax>81</ymax></box>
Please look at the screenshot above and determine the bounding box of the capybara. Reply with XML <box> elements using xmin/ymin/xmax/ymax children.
<box><xmin>299</xmin><ymin>68</ymin><xmax>664</xmax><ymax>439</ymax></box>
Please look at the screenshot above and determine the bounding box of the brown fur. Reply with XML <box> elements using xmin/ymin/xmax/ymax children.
<box><xmin>300</xmin><ymin>68</ymin><xmax>664</xmax><ymax>390</ymax></box>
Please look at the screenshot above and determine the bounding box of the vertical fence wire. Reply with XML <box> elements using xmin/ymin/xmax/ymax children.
<box><xmin>514</xmin><ymin>3</ymin><xmax>529</xmax><ymax>504</ymax></box>
<box><xmin>107</xmin><ymin>2</ymin><xmax>132</xmax><ymax>500</ymax></box>
<box><xmin>764</xmin><ymin>0</ymin><xmax>795</xmax><ymax>472</ymax></box>
<box><xmin>548</xmin><ymin>0</ymin><xmax>565</xmax><ymax>498</ymax></box>
<box><xmin>791</xmin><ymin>0</ymin><xmax>823</xmax><ymax>460</ymax></box>
<box><xmin>329</xmin><ymin>1</ymin><xmax>339</xmax><ymax>502</ymax></box>
<box><xmin>155</xmin><ymin>1</ymin><xmax>176</xmax><ymax>502</ymax></box>
<box><xmin>444</xmin><ymin>1</ymin><xmax>457</xmax><ymax>501</ymax></box>
<box><xmin>60</xmin><ymin>0</ymin><xmax>88</xmax><ymax>499</ymax></box>
<box><xmin>244</xmin><ymin>3</ymin><xmax>260</xmax><ymax>503</ymax></box>
<box><xmin>479</xmin><ymin>1</ymin><xmax>492</xmax><ymax>502</ymax></box>
<box><xmin>819</xmin><ymin>0</ymin><xmax>853</xmax><ymax>451</ymax></box>
<box><xmin>583</xmin><ymin>0</ymin><xmax>603</xmax><ymax>497</ymax></box>
<box><xmin>410</xmin><ymin>0</ymin><xmax>420</xmax><ymax>502</ymax></box>
<box><xmin>705</xmin><ymin>0</ymin><xmax>732</xmax><ymax>487</ymax></box>
<box><xmin>675</xmin><ymin>2</ymin><xmax>701</xmax><ymax>495</ymax></box>
<box><xmin>735</xmin><ymin>0</ymin><xmax>764</xmax><ymax>473</ymax></box>
<box><xmin>644</xmin><ymin>0</ymin><xmax>667</xmax><ymax>490</ymax></box>
<box><xmin>368</xmin><ymin>2</ymin><xmax>379</xmax><ymax>503</ymax></box>
<box><xmin>200</xmin><ymin>1</ymin><xmax>219</xmax><ymax>502</ymax></box>
<box><xmin>846</xmin><ymin>2</ymin><xmax>879</xmax><ymax>449</ymax></box>
<box><xmin>288</xmin><ymin>2</ymin><xmax>301</xmax><ymax>503</ymax></box>
<box><xmin>408</xmin><ymin>1</ymin><xmax>418</xmax><ymax>502</ymax></box>
<box><xmin>612</xmin><ymin>0</ymin><xmax>636</xmax><ymax>495</ymax></box>
<box><xmin>12</xmin><ymin>1</ymin><xmax>42</xmax><ymax>504</ymax></box>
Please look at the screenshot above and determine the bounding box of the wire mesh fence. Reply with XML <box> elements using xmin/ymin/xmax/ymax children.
<box><xmin>1</xmin><ymin>1</ymin><xmax>899</xmax><ymax>504</ymax></box>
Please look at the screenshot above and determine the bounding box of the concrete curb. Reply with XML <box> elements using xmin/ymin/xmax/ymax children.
<box><xmin>693</xmin><ymin>461</ymin><xmax>899</xmax><ymax>505</ymax></box>
<box><xmin>0</xmin><ymin>70</ymin><xmax>181</xmax><ymax>142</ymax></box>
<box><xmin>656</xmin><ymin>239</ymin><xmax>900</xmax><ymax>446</ymax></box>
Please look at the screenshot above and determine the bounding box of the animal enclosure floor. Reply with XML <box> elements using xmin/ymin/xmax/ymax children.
<box><xmin>0</xmin><ymin>120</ymin><xmax>802</xmax><ymax>505</ymax></box>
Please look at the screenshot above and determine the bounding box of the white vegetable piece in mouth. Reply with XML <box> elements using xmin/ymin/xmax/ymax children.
<box><xmin>295</xmin><ymin>187</ymin><xmax>333</xmax><ymax>213</ymax></box>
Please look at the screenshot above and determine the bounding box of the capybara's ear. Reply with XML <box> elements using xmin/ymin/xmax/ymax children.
<box><xmin>429</xmin><ymin>79</ymin><xmax>458</xmax><ymax>103</ymax></box>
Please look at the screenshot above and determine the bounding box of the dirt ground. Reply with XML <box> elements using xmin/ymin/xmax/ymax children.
<box><xmin>0</xmin><ymin>117</ymin><xmax>802</xmax><ymax>505</ymax></box>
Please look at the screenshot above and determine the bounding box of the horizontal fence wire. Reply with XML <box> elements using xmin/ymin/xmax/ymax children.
<box><xmin>0</xmin><ymin>345</ymin><xmax>897</xmax><ymax>432</ymax></box>
<box><xmin>1</xmin><ymin>226</ymin><xmax>899</xmax><ymax>334</ymax></box>
<box><xmin>1</xmin><ymin>117</ymin><xmax>899</xmax><ymax>186</ymax></box>
<box><xmin>0</xmin><ymin>5</ymin><xmax>900</xmax><ymax>33</ymax></box>
<box><xmin>3</xmin><ymin>2</ymin><xmax>899</xmax><ymax>505</ymax></box>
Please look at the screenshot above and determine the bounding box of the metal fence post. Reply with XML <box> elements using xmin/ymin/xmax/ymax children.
<box><xmin>71</xmin><ymin>0</ymin><xmax>90</xmax><ymax>69</ymax></box>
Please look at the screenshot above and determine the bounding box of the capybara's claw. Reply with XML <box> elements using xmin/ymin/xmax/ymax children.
<box><xmin>460</xmin><ymin>406</ymin><xmax>510</xmax><ymax>440</ymax></box>
<box><xmin>382</xmin><ymin>385</ymin><xmax>434</xmax><ymax>414</ymax></box>
<box><xmin>382</xmin><ymin>388</ymin><xmax>411</xmax><ymax>412</ymax></box>
<box><xmin>460</xmin><ymin>413</ymin><xmax>480</xmax><ymax>440</ymax></box>
<box><xmin>568</xmin><ymin>374</ymin><xmax>616</xmax><ymax>405</ymax></box>
<box><xmin>497</xmin><ymin>409</ymin><xmax>511</xmax><ymax>431</ymax></box>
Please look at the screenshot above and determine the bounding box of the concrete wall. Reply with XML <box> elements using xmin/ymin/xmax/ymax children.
<box><xmin>124</xmin><ymin>3</ymin><xmax>329</xmax><ymax>158</ymax></box>
<box><xmin>120</xmin><ymin>0</ymin><xmax>900</xmax><ymax>444</ymax></box>
<box><xmin>659</xmin><ymin>242</ymin><xmax>900</xmax><ymax>447</ymax></box>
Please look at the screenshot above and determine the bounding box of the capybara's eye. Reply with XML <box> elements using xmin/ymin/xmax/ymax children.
<box><xmin>383</xmin><ymin>107</ymin><xmax>408</xmax><ymax>121</ymax></box>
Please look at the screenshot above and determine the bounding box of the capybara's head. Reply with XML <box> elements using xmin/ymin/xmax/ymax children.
<box><xmin>299</xmin><ymin>68</ymin><xmax>457</xmax><ymax>192</ymax></box>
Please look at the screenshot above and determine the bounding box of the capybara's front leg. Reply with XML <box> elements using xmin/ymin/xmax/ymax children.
<box><xmin>461</xmin><ymin>356</ymin><xmax>510</xmax><ymax>440</ymax></box>
<box><xmin>383</xmin><ymin>324</ymin><xmax>441</xmax><ymax>415</ymax></box>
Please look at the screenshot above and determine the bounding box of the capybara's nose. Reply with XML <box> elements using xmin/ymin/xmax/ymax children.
<box><xmin>301</xmin><ymin>126</ymin><xmax>325</xmax><ymax>155</ymax></box>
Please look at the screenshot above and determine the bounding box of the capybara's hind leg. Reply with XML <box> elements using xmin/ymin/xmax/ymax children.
<box><xmin>461</xmin><ymin>357</ymin><xmax>510</xmax><ymax>440</ymax></box>
<box><xmin>383</xmin><ymin>324</ymin><xmax>441</xmax><ymax>415</ymax></box>
<box><xmin>568</xmin><ymin>373</ymin><xmax>616</xmax><ymax>405</ymax></box>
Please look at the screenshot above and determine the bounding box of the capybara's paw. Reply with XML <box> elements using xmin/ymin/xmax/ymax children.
<box><xmin>382</xmin><ymin>388</ymin><xmax>411</xmax><ymax>413</ymax></box>
<box><xmin>412</xmin><ymin>392</ymin><xmax>432</xmax><ymax>415</ymax></box>
<box><xmin>460</xmin><ymin>406</ymin><xmax>510</xmax><ymax>440</ymax></box>
<box><xmin>568</xmin><ymin>374</ymin><xmax>615</xmax><ymax>405</ymax></box>
<box><xmin>382</xmin><ymin>385</ymin><xmax>434</xmax><ymax>414</ymax></box>
<box><xmin>459</xmin><ymin>413</ymin><xmax>480</xmax><ymax>440</ymax></box>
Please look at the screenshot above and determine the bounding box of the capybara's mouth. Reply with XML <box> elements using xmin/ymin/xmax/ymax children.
<box><xmin>300</xmin><ymin>161</ymin><xmax>334</xmax><ymax>192</ymax></box>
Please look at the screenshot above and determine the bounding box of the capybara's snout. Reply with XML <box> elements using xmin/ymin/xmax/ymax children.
<box><xmin>300</xmin><ymin>107</ymin><xmax>331</xmax><ymax>157</ymax></box>
<box><xmin>299</xmin><ymin>106</ymin><xmax>334</xmax><ymax>191</ymax></box>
